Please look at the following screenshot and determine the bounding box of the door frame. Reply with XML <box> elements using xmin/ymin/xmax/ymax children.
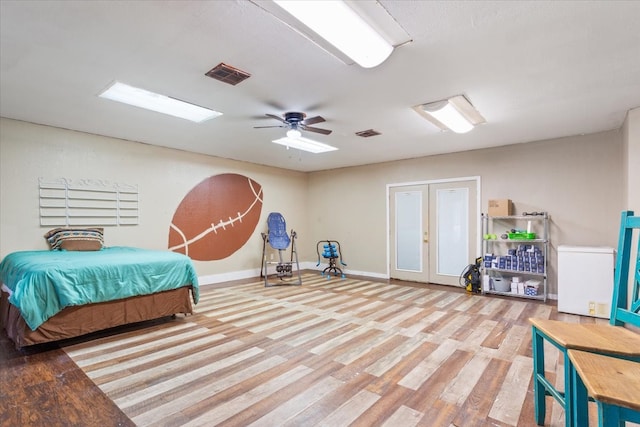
<box><xmin>386</xmin><ymin>176</ymin><xmax>482</xmax><ymax>280</ymax></box>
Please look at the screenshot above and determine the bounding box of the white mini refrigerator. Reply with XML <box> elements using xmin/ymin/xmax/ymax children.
<box><xmin>557</xmin><ymin>245</ymin><xmax>615</xmax><ymax>318</ymax></box>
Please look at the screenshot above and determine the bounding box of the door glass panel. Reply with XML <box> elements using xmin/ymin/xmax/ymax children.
<box><xmin>396</xmin><ymin>191</ymin><xmax>421</xmax><ymax>271</ymax></box>
<box><xmin>436</xmin><ymin>188</ymin><xmax>468</xmax><ymax>275</ymax></box>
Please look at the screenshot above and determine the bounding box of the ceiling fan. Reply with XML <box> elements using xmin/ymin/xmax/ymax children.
<box><xmin>254</xmin><ymin>112</ymin><xmax>332</xmax><ymax>135</ymax></box>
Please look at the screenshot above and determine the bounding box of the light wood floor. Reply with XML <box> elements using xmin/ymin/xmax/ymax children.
<box><xmin>1</xmin><ymin>272</ymin><xmax>610</xmax><ymax>426</ymax></box>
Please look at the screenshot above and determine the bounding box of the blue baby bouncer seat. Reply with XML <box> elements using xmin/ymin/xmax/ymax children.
<box><xmin>260</xmin><ymin>212</ymin><xmax>301</xmax><ymax>287</ymax></box>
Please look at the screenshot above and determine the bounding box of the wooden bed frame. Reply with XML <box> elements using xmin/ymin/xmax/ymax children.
<box><xmin>0</xmin><ymin>285</ymin><xmax>194</xmax><ymax>349</ymax></box>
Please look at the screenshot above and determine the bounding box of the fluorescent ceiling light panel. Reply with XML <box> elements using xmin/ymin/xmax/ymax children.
<box><xmin>272</xmin><ymin>136</ymin><xmax>338</xmax><ymax>154</ymax></box>
<box><xmin>424</xmin><ymin>101</ymin><xmax>474</xmax><ymax>134</ymax></box>
<box><xmin>99</xmin><ymin>81</ymin><xmax>222</xmax><ymax>123</ymax></box>
<box><xmin>414</xmin><ymin>95</ymin><xmax>486</xmax><ymax>134</ymax></box>
<box><xmin>272</xmin><ymin>0</ymin><xmax>394</xmax><ymax>68</ymax></box>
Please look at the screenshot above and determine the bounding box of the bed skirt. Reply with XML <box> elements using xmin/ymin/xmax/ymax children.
<box><xmin>0</xmin><ymin>286</ymin><xmax>193</xmax><ymax>349</ymax></box>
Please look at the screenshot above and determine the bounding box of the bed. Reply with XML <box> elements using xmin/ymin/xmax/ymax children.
<box><xmin>0</xmin><ymin>246</ymin><xmax>199</xmax><ymax>349</ymax></box>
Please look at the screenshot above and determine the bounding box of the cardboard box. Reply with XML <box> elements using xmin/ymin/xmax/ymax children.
<box><xmin>488</xmin><ymin>199</ymin><xmax>513</xmax><ymax>216</ymax></box>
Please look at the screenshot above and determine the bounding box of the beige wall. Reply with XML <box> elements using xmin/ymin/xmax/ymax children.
<box><xmin>0</xmin><ymin>118</ymin><xmax>309</xmax><ymax>280</ymax></box>
<box><xmin>622</xmin><ymin>107</ymin><xmax>639</xmax><ymax>307</ymax></box>
<box><xmin>623</xmin><ymin>107</ymin><xmax>640</xmax><ymax>212</ymax></box>
<box><xmin>0</xmin><ymin>117</ymin><xmax>630</xmax><ymax>296</ymax></box>
<box><xmin>308</xmin><ymin>130</ymin><xmax>624</xmax><ymax>296</ymax></box>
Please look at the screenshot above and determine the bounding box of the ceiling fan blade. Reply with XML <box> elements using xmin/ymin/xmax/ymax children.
<box><xmin>251</xmin><ymin>114</ymin><xmax>272</xmax><ymax>120</ymax></box>
<box><xmin>302</xmin><ymin>125</ymin><xmax>332</xmax><ymax>135</ymax></box>
<box><xmin>253</xmin><ymin>125</ymin><xmax>286</xmax><ymax>129</ymax></box>
<box><xmin>264</xmin><ymin>100</ymin><xmax>288</xmax><ymax>111</ymax></box>
<box><xmin>302</xmin><ymin>116</ymin><xmax>325</xmax><ymax>126</ymax></box>
<box><xmin>266</xmin><ymin>113</ymin><xmax>287</xmax><ymax>123</ymax></box>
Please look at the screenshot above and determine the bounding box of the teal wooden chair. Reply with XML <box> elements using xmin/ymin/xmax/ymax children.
<box><xmin>530</xmin><ymin>210</ymin><xmax>640</xmax><ymax>426</ymax></box>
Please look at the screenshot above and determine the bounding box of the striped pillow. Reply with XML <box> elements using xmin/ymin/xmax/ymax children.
<box><xmin>44</xmin><ymin>227</ymin><xmax>104</xmax><ymax>251</ymax></box>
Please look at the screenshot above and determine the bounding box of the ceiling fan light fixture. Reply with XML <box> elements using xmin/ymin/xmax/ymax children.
<box><xmin>99</xmin><ymin>81</ymin><xmax>222</xmax><ymax>123</ymax></box>
<box><xmin>272</xmin><ymin>136</ymin><xmax>338</xmax><ymax>154</ymax></box>
<box><xmin>286</xmin><ymin>128</ymin><xmax>302</xmax><ymax>138</ymax></box>
<box><xmin>414</xmin><ymin>95</ymin><xmax>485</xmax><ymax>134</ymax></box>
<box><xmin>272</xmin><ymin>0</ymin><xmax>393</xmax><ymax>68</ymax></box>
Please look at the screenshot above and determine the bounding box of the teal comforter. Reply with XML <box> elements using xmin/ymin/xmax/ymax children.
<box><xmin>0</xmin><ymin>246</ymin><xmax>199</xmax><ymax>331</ymax></box>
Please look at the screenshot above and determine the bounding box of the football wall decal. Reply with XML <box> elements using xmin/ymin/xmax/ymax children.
<box><xmin>168</xmin><ymin>173</ymin><xmax>264</xmax><ymax>261</ymax></box>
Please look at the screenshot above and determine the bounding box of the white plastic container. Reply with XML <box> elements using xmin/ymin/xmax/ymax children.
<box><xmin>492</xmin><ymin>277</ymin><xmax>510</xmax><ymax>292</ymax></box>
<box><xmin>483</xmin><ymin>275</ymin><xmax>491</xmax><ymax>291</ymax></box>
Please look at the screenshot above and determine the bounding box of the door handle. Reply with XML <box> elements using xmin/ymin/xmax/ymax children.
<box><xmin>424</xmin><ymin>231</ymin><xmax>429</xmax><ymax>242</ymax></box>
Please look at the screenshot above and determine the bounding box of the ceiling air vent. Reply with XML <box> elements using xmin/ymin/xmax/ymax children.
<box><xmin>355</xmin><ymin>129</ymin><xmax>381</xmax><ymax>138</ymax></box>
<box><xmin>205</xmin><ymin>63</ymin><xmax>251</xmax><ymax>86</ymax></box>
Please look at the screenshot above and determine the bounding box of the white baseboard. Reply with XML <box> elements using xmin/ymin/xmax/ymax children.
<box><xmin>198</xmin><ymin>266</ymin><xmax>553</xmax><ymax>301</ymax></box>
<box><xmin>198</xmin><ymin>262</ymin><xmax>388</xmax><ymax>285</ymax></box>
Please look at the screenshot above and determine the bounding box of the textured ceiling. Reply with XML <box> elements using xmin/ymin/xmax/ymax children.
<box><xmin>1</xmin><ymin>1</ymin><xmax>639</xmax><ymax>172</ymax></box>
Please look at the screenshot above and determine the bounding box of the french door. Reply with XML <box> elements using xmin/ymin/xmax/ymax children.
<box><xmin>389</xmin><ymin>179</ymin><xmax>478</xmax><ymax>286</ymax></box>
